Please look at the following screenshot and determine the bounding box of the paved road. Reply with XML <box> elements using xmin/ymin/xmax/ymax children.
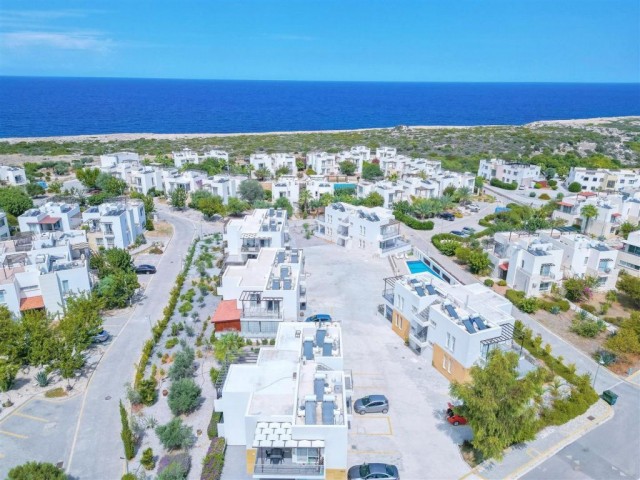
<box><xmin>66</xmin><ymin>209</ymin><xmax>198</xmax><ymax>479</ymax></box>
<box><xmin>523</xmin><ymin>381</ymin><xmax>640</xmax><ymax>480</ymax></box>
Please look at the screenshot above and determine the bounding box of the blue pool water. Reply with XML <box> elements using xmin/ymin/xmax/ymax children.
<box><xmin>333</xmin><ymin>183</ymin><xmax>356</xmax><ymax>191</ymax></box>
<box><xmin>407</xmin><ymin>260</ymin><xmax>441</xmax><ymax>278</ymax></box>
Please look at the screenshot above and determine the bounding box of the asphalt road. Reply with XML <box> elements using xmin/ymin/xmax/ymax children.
<box><xmin>65</xmin><ymin>209</ymin><xmax>198</xmax><ymax>479</ymax></box>
<box><xmin>522</xmin><ymin>381</ymin><xmax>640</xmax><ymax>480</ymax></box>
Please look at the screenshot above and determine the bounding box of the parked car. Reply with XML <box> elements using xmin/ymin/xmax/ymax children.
<box><xmin>446</xmin><ymin>403</ymin><xmax>467</xmax><ymax>426</ymax></box>
<box><xmin>92</xmin><ymin>329</ymin><xmax>110</xmax><ymax>343</ymax></box>
<box><xmin>354</xmin><ymin>395</ymin><xmax>389</xmax><ymax>414</ymax></box>
<box><xmin>462</xmin><ymin>227</ymin><xmax>476</xmax><ymax>234</ymax></box>
<box><xmin>134</xmin><ymin>264</ymin><xmax>157</xmax><ymax>274</ymax></box>
<box><xmin>450</xmin><ymin>230</ymin><xmax>468</xmax><ymax>237</ymax></box>
<box><xmin>468</xmin><ymin>204</ymin><xmax>479</xmax><ymax>212</ymax></box>
<box><xmin>305</xmin><ymin>314</ymin><xmax>332</xmax><ymax>323</ymax></box>
<box><xmin>348</xmin><ymin>463</ymin><xmax>399</xmax><ymax>480</ymax></box>
<box><xmin>438</xmin><ymin>212</ymin><xmax>455</xmax><ymax>221</ymax></box>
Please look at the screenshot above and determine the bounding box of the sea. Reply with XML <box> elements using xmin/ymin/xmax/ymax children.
<box><xmin>0</xmin><ymin>77</ymin><xmax>639</xmax><ymax>138</ymax></box>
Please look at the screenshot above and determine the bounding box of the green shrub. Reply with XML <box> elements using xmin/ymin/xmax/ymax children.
<box><xmin>580</xmin><ymin>303</ymin><xmax>597</xmax><ymax>314</ymax></box>
<box><xmin>0</xmin><ymin>360</ymin><xmax>19</xmax><ymax>392</ymax></box>
<box><xmin>539</xmin><ymin>193</ymin><xmax>551</xmax><ymax>200</ymax></box>
<box><xmin>519</xmin><ymin>297</ymin><xmax>539</xmax><ymax>313</ymax></box>
<box><xmin>571</xmin><ymin>315</ymin><xmax>606</xmax><ymax>338</ymax></box>
<box><xmin>141</xmin><ymin>447</ymin><xmax>156</xmax><ymax>470</ymax></box>
<box><xmin>201</xmin><ymin>438</ymin><xmax>227</xmax><ymax>480</ymax></box>
<box><xmin>121</xmin><ymin>474</ymin><xmax>136</xmax><ymax>480</ymax></box>
<box><xmin>168</xmin><ymin>378</ymin><xmax>202</xmax><ymax>416</ymax></box>
<box><xmin>393</xmin><ymin>210</ymin><xmax>434</xmax><ymax>230</ymax></box>
<box><xmin>165</xmin><ymin>338</ymin><xmax>179</xmax><ymax>349</ymax></box>
<box><xmin>137</xmin><ymin>376</ymin><xmax>158</xmax><ymax>406</ymax></box>
<box><xmin>439</xmin><ymin>240</ymin><xmax>460</xmax><ymax>256</ymax></box>
<box><xmin>207</xmin><ymin>411</ymin><xmax>223</xmax><ymax>439</ymax></box>
<box><xmin>119</xmin><ymin>401</ymin><xmax>135</xmax><ymax>460</ymax></box>
<box><xmin>568</xmin><ymin>182</ymin><xmax>582</xmax><ymax>193</ymax></box>
<box><xmin>539</xmin><ymin>298</ymin><xmax>570</xmax><ymax>313</ymax></box>
<box><xmin>210</xmin><ymin>367</ymin><xmax>220</xmax><ymax>385</ymax></box>
<box><xmin>156</xmin><ymin>418</ymin><xmax>195</xmax><ymax>451</ymax></box>
<box><xmin>169</xmin><ymin>347</ymin><xmax>195</xmax><ymax>381</ymax></box>
<box><xmin>484</xmin><ymin>279</ymin><xmax>494</xmax><ymax>287</ymax></box>
<box><xmin>548</xmin><ymin>179</ymin><xmax>557</xmax><ymax>187</ymax></box>
<box><xmin>490</xmin><ymin>178</ymin><xmax>518</xmax><ymax>190</ymax></box>
<box><xmin>497</xmin><ymin>279</ymin><xmax>507</xmax><ymax>287</ymax></box>
<box><xmin>8</xmin><ymin>462</ymin><xmax>67</xmax><ymax>480</ymax></box>
<box><xmin>505</xmin><ymin>289</ymin><xmax>525</xmax><ymax>305</ymax></box>
<box><xmin>529</xmin><ymin>192</ymin><xmax>536</xmax><ymax>198</ymax></box>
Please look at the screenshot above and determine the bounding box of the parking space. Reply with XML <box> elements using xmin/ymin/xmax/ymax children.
<box><xmin>0</xmin><ymin>396</ymin><xmax>82</xmax><ymax>475</ymax></box>
<box><xmin>304</xmin><ymin>244</ymin><xmax>472</xmax><ymax>479</ymax></box>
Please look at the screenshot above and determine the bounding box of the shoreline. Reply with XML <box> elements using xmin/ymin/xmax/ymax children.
<box><xmin>1</xmin><ymin>116</ymin><xmax>638</xmax><ymax>144</ymax></box>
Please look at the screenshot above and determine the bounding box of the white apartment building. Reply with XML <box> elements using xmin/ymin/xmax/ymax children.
<box><xmin>382</xmin><ymin>274</ymin><xmax>515</xmax><ymax>382</ymax></box>
<box><xmin>250</xmin><ymin>153</ymin><xmax>297</xmax><ymax>176</ymax></box>
<box><xmin>305</xmin><ymin>176</ymin><xmax>334</xmax><ymax>199</ymax></box>
<box><xmin>489</xmin><ymin>232</ymin><xmax>564</xmax><ymax>297</ymax></box>
<box><xmin>18</xmin><ymin>202</ymin><xmax>82</xmax><ymax>235</ymax></box>
<box><xmin>543</xmin><ymin>232</ymin><xmax>619</xmax><ymax>290</ymax></box>
<box><xmin>214</xmin><ymin>321</ymin><xmax>350</xmax><ymax>480</ymax></box>
<box><xmin>566</xmin><ymin>167</ymin><xmax>640</xmax><ymax>192</ymax></box>
<box><xmin>218</xmin><ymin>248</ymin><xmax>306</xmax><ymax>337</ymax></box>
<box><xmin>553</xmin><ymin>192</ymin><xmax>624</xmax><ymax>239</ymax></box>
<box><xmin>335</xmin><ymin>146</ymin><xmax>371</xmax><ymax>175</ymax></box>
<box><xmin>130</xmin><ymin>166</ymin><xmax>164</xmax><ymax>195</ymax></box>
<box><xmin>0</xmin><ymin>165</ymin><xmax>27</xmax><ymax>186</ymax></box>
<box><xmin>478</xmin><ymin>159</ymin><xmax>541</xmax><ymax>187</ymax></box>
<box><xmin>162</xmin><ymin>169</ymin><xmax>206</xmax><ymax>194</ymax></box>
<box><xmin>100</xmin><ymin>152</ymin><xmax>140</xmax><ymax>169</ymax></box>
<box><xmin>356</xmin><ymin>181</ymin><xmax>407</xmax><ymax>209</ymax></box>
<box><xmin>82</xmin><ymin>200</ymin><xmax>146</xmax><ymax>249</ymax></box>
<box><xmin>402</xmin><ymin>158</ymin><xmax>442</xmax><ymax>178</ymax></box>
<box><xmin>0</xmin><ymin>231</ymin><xmax>91</xmax><ymax>317</ymax></box>
<box><xmin>203</xmin><ymin>149</ymin><xmax>229</xmax><ymax>161</ymax></box>
<box><xmin>306</xmin><ymin>152</ymin><xmax>338</xmax><ymax>176</ymax></box>
<box><xmin>201</xmin><ymin>174</ymin><xmax>245</xmax><ymax>204</ymax></box>
<box><xmin>316</xmin><ymin>203</ymin><xmax>410</xmax><ymax>257</ymax></box>
<box><xmin>225</xmin><ymin>208</ymin><xmax>289</xmax><ymax>263</ymax></box>
<box><xmin>617</xmin><ymin>230</ymin><xmax>640</xmax><ymax>277</ymax></box>
<box><xmin>0</xmin><ymin>211</ymin><xmax>10</xmax><ymax>240</ymax></box>
<box><xmin>172</xmin><ymin>148</ymin><xmax>200</xmax><ymax>168</ymax></box>
<box><xmin>272</xmin><ymin>175</ymin><xmax>300</xmax><ymax>204</ymax></box>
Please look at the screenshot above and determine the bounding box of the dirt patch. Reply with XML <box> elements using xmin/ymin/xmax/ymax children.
<box><xmin>147</xmin><ymin>221</ymin><xmax>173</xmax><ymax>237</ymax></box>
<box><xmin>532</xmin><ymin>309</ymin><xmax>604</xmax><ymax>357</ymax></box>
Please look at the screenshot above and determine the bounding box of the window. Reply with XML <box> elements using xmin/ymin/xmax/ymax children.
<box><xmin>446</xmin><ymin>333</ymin><xmax>456</xmax><ymax>353</ymax></box>
<box><xmin>411</xmin><ymin>305</ymin><xmax>417</xmax><ymax>314</ymax></box>
<box><xmin>62</xmin><ymin>280</ymin><xmax>69</xmax><ymax>293</ymax></box>
<box><xmin>539</xmin><ymin>282</ymin><xmax>551</xmax><ymax>292</ymax></box>
<box><xmin>395</xmin><ymin>314</ymin><xmax>403</xmax><ymax>329</ymax></box>
<box><xmin>0</xmin><ymin>290</ymin><xmax>4</xmax><ymax>303</ymax></box>
<box><xmin>627</xmin><ymin>244</ymin><xmax>640</xmax><ymax>256</ymax></box>
<box><xmin>540</xmin><ymin>264</ymin><xmax>553</xmax><ymax>276</ymax></box>
<box><xmin>620</xmin><ymin>260</ymin><xmax>640</xmax><ymax>271</ymax></box>
<box><xmin>442</xmin><ymin>355</ymin><xmax>452</xmax><ymax>373</ymax></box>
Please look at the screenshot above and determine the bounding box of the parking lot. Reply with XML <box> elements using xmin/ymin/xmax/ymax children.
<box><xmin>303</xmin><ymin>243</ymin><xmax>472</xmax><ymax>479</ymax></box>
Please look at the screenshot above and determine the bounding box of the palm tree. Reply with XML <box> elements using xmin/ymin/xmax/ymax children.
<box><xmin>580</xmin><ymin>204</ymin><xmax>598</xmax><ymax>234</ymax></box>
<box><xmin>549</xmin><ymin>218</ymin><xmax>567</xmax><ymax>236</ymax></box>
<box><xmin>413</xmin><ymin>199</ymin><xmax>435</xmax><ymax>219</ymax></box>
<box><xmin>455</xmin><ymin>187</ymin><xmax>472</xmax><ymax>205</ymax></box>
<box><xmin>439</xmin><ymin>194</ymin><xmax>454</xmax><ymax>212</ymax></box>
<box><xmin>298</xmin><ymin>189</ymin><xmax>311</xmax><ymax>213</ymax></box>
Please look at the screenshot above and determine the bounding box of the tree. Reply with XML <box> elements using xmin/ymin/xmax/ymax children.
<box><xmin>616</xmin><ymin>273</ymin><xmax>640</xmax><ymax>307</ymax></box>
<box><xmin>564</xmin><ymin>276</ymin><xmax>597</xmax><ymax>302</ymax></box>
<box><xmin>580</xmin><ymin>204</ymin><xmax>598</xmax><ymax>233</ymax></box>
<box><xmin>53</xmin><ymin>162</ymin><xmax>69</xmax><ymax>176</ymax></box>
<box><xmin>412</xmin><ymin>198</ymin><xmax>437</xmax><ymax>219</ymax></box>
<box><xmin>22</xmin><ymin>310</ymin><xmax>58</xmax><ymax>367</ymax></box>
<box><xmin>338</xmin><ymin>161</ymin><xmax>356</xmax><ymax>176</ymax></box>
<box><xmin>474</xmin><ymin>176</ymin><xmax>484</xmax><ymax>192</ymax></box>
<box><xmin>214</xmin><ymin>333</ymin><xmax>244</xmax><ymax>363</ymax></box>
<box><xmin>548</xmin><ymin>218</ymin><xmax>567</xmax><ymax>236</ymax></box>
<box><xmin>168</xmin><ymin>378</ymin><xmax>202</xmax><ymax>415</ymax></box>
<box><xmin>361</xmin><ymin>161</ymin><xmax>383</xmax><ymax>180</ymax></box>
<box><xmin>298</xmin><ymin>189</ymin><xmax>312</xmax><ymax>213</ymax></box>
<box><xmin>454</xmin><ymin>187</ymin><xmax>472</xmax><ymax>205</ymax></box>
<box><xmin>275</xmin><ymin>166</ymin><xmax>291</xmax><ymax>178</ymax></box>
<box><xmin>96</xmin><ymin>271</ymin><xmax>139</xmax><ymax>309</ymax></box>
<box><xmin>48</xmin><ymin>181</ymin><xmax>63</xmax><ymax>194</ymax></box>
<box><xmin>26</xmin><ymin>182</ymin><xmax>45</xmax><ymax>197</ymax></box>
<box><xmin>8</xmin><ymin>462</ymin><xmax>67</xmax><ymax>480</ymax></box>
<box><xmin>543</xmin><ymin>167</ymin><xmax>556</xmax><ymax>180</ymax></box>
<box><xmin>0</xmin><ymin>306</ymin><xmax>25</xmax><ymax>363</ymax></box>
<box><xmin>0</xmin><ymin>359</ymin><xmax>19</xmax><ymax>391</ymax></box>
<box><xmin>90</xmin><ymin>248</ymin><xmax>134</xmax><ymax>278</ymax></box>
<box><xmin>170</xmin><ymin>188</ymin><xmax>187</xmax><ymax>209</ymax></box>
<box><xmin>619</xmin><ymin>222</ymin><xmax>640</xmax><ymax>240</ymax></box>
<box><xmin>198</xmin><ymin>196</ymin><xmax>225</xmax><ymax>218</ymax></box>
<box><xmin>75</xmin><ymin>167</ymin><xmax>101</xmax><ymax>189</ymax></box>
<box><xmin>238</xmin><ymin>179</ymin><xmax>265</xmax><ymax>204</ymax></box>
<box><xmin>156</xmin><ymin>418</ymin><xmax>195</xmax><ymax>451</ymax></box>
<box><xmin>568</xmin><ymin>182</ymin><xmax>582</xmax><ymax>193</ymax></box>
<box><xmin>253</xmin><ymin>168</ymin><xmax>271</xmax><ymax>181</ymax></box>
<box><xmin>58</xmin><ymin>293</ymin><xmax>104</xmax><ymax>354</ymax></box>
<box><xmin>274</xmin><ymin>197</ymin><xmax>293</xmax><ymax>217</ymax></box>
<box><xmin>0</xmin><ymin>187</ymin><xmax>33</xmax><ymax>216</ymax></box>
<box><xmin>96</xmin><ymin>173</ymin><xmax>128</xmax><ymax>195</ymax></box>
<box><xmin>393</xmin><ymin>200</ymin><xmax>412</xmax><ymax>215</ymax></box>
<box><xmin>450</xmin><ymin>350</ymin><xmax>542</xmax><ymax>460</ymax></box>
<box><xmin>120</xmin><ymin>400</ymin><xmax>135</xmax><ymax>460</ymax></box>
<box><xmin>169</xmin><ymin>347</ymin><xmax>195</xmax><ymax>381</ymax></box>
<box><xmin>442</xmin><ymin>185</ymin><xmax>457</xmax><ymax>198</ymax></box>
<box><xmin>362</xmin><ymin>192</ymin><xmax>384</xmax><ymax>208</ymax></box>
<box><xmin>467</xmin><ymin>250</ymin><xmax>491</xmax><ymax>274</ymax></box>
<box><xmin>226</xmin><ymin>197</ymin><xmax>250</xmax><ymax>216</ymax></box>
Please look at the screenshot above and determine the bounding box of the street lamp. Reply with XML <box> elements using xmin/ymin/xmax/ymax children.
<box><xmin>592</xmin><ymin>356</ymin><xmax>605</xmax><ymax>389</ymax></box>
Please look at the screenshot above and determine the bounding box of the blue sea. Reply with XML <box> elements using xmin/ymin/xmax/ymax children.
<box><xmin>0</xmin><ymin>77</ymin><xmax>638</xmax><ymax>138</ymax></box>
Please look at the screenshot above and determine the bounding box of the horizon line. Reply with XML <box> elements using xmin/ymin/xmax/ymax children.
<box><xmin>1</xmin><ymin>75</ymin><xmax>639</xmax><ymax>85</ymax></box>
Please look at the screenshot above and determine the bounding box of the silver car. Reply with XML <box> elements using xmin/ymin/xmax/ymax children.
<box><xmin>348</xmin><ymin>463</ymin><xmax>399</xmax><ymax>480</ymax></box>
<box><xmin>354</xmin><ymin>395</ymin><xmax>389</xmax><ymax>414</ymax></box>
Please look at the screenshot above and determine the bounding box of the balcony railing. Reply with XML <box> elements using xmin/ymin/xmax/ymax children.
<box><xmin>316</xmin><ymin>215</ymin><xmax>326</xmax><ymax>223</ymax></box>
<box><xmin>380</xmin><ymin>238</ymin><xmax>410</xmax><ymax>253</ymax></box>
<box><xmin>254</xmin><ymin>463</ymin><xmax>324</xmax><ymax>476</ymax></box>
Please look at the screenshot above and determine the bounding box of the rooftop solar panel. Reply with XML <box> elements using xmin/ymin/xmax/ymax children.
<box><xmin>445</xmin><ymin>304</ymin><xmax>459</xmax><ymax>319</ymax></box>
<box><xmin>462</xmin><ymin>318</ymin><xmax>477</xmax><ymax>334</ymax></box>
<box><xmin>472</xmin><ymin>316</ymin><xmax>488</xmax><ymax>330</ymax></box>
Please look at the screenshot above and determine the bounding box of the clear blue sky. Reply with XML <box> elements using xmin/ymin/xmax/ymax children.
<box><xmin>0</xmin><ymin>0</ymin><xmax>637</xmax><ymax>82</ymax></box>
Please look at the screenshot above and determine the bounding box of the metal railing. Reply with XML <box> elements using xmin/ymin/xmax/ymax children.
<box><xmin>254</xmin><ymin>463</ymin><xmax>324</xmax><ymax>476</ymax></box>
<box><xmin>380</xmin><ymin>228</ymin><xmax>400</xmax><ymax>239</ymax></box>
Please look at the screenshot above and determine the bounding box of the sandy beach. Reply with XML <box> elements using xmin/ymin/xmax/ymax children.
<box><xmin>1</xmin><ymin>116</ymin><xmax>637</xmax><ymax>144</ymax></box>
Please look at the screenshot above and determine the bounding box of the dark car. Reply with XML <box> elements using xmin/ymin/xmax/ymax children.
<box><xmin>92</xmin><ymin>329</ymin><xmax>110</xmax><ymax>343</ymax></box>
<box><xmin>135</xmin><ymin>264</ymin><xmax>157</xmax><ymax>274</ymax></box>
<box><xmin>305</xmin><ymin>314</ymin><xmax>332</xmax><ymax>323</ymax></box>
<box><xmin>354</xmin><ymin>395</ymin><xmax>389</xmax><ymax>415</ymax></box>
<box><xmin>348</xmin><ymin>462</ymin><xmax>399</xmax><ymax>480</ymax></box>
<box><xmin>446</xmin><ymin>402</ymin><xmax>468</xmax><ymax>426</ymax></box>
<box><xmin>450</xmin><ymin>230</ymin><xmax>467</xmax><ymax>237</ymax></box>
<box><xmin>462</xmin><ymin>227</ymin><xmax>476</xmax><ymax>234</ymax></box>
<box><xmin>438</xmin><ymin>212</ymin><xmax>455</xmax><ymax>221</ymax></box>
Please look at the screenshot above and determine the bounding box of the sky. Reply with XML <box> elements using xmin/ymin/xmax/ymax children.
<box><xmin>0</xmin><ymin>0</ymin><xmax>638</xmax><ymax>82</ymax></box>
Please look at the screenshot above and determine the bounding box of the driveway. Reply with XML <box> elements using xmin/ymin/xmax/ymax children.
<box><xmin>303</xmin><ymin>244</ymin><xmax>472</xmax><ymax>480</ymax></box>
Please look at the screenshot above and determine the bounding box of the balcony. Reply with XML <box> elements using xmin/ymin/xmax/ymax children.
<box><xmin>339</xmin><ymin>217</ymin><xmax>350</xmax><ymax>226</ymax></box>
<box><xmin>316</xmin><ymin>215</ymin><xmax>326</xmax><ymax>223</ymax></box>
<box><xmin>380</xmin><ymin>237</ymin><xmax>410</xmax><ymax>254</ymax></box>
<box><xmin>241</xmin><ymin>245</ymin><xmax>261</xmax><ymax>253</ymax></box>
<box><xmin>380</xmin><ymin>227</ymin><xmax>401</xmax><ymax>240</ymax></box>
<box><xmin>254</xmin><ymin>459</ymin><xmax>324</xmax><ymax>478</ymax></box>
<box><xmin>414</xmin><ymin>309</ymin><xmax>430</xmax><ymax>328</ymax></box>
<box><xmin>409</xmin><ymin>329</ymin><xmax>429</xmax><ymax>349</ymax></box>
<box><xmin>337</xmin><ymin>227</ymin><xmax>349</xmax><ymax>238</ymax></box>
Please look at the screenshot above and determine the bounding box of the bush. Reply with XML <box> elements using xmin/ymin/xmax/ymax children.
<box><xmin>484</xmin><ymin>279</ymin><xmax>494</xmax><ymax>287</ymax></box>
<box><xmin>8</xmin><ymin>462</ymin><xmax>67</xmax><ymax>480</ymax></box>
<box><xmin>519</xmin><ymin>297</ymin><xmax>539</xmax><ymax>313</ymax></box>
<box><xmin>393</xmin><ymin>210</ymin><xmax>434</xmax><ymax>230</ymax></box>
<box><xmin>120</xmin><ymin>401</ymin><xmax>135</xmax><ymax>460</ymax></box>
<box><xmin>201</xmin><ymin>438</ymin><xmax>227</xmax><ymax>480</ymax></box>
<box><xmin>539</xmin><ymin>298</ymin><xmax>570</xmax><ymax>313</ymax></box>
<box><xmin>580</xmin><ymin>303</ymin><xmax>597</xmax><ymax>314</ymax></box>
<box><xmin>158</xmin><ymin>453</ymin><xmax>191</xmax><ymax>480</ymax></box>
<box><xmin>122</xmin><ymin>474</ymin><xmax>136</xmax><ymax>480</ymax></box>
<box><xmin>497</xmin><ymin>279</ymin><xmax>507</xmax><ymax>287</ymax></box>
<box><xmin>169</xmin><ymin>347</ymin><xmax>195</xmax><ymax>381</ymax></box>
<box><xmin>529</xmin><ymin>192</ymin><xmax>536</xmax><ymax>198</ymax></box>
<box><xmin>539</xmin><ymin>193</ymin><xmax>551</xmax><ymax>200</ymax></box>
<box><xmin>0</xmin><ymin>359</ymin><xmax>19</xmax><ymax>391</ymax></box>
<box><xmin>568</xmin><ymin>182</ymin><xmax>582</xmax><ymax>193</ymax></box>
<box><xmin>156</xmin><ymin>418</ymin><xmax>195</xmax><ymax>451</ymax></box>
<box><xmin>165</xmin><ymin>338</ymin><xmax>179</xmax><ymax>349</ymax></box>
<box><xmin>168</xmin><ymin>378</ymin><xmax>202</xmax><ymax>416</ymax></box>
<box><xmin>137</xmin><ymin>377</ymin><xmax>158</xmax><ymax>406</ymax></box>
<box><xmin>207</xmin><ymin>411</ymin><xmax>223</xmax><ymax>439</ymax></box>
<box><xmin>548</xmin><ymin>179</ymin><xmax>558</xmax><ymax>187</ymax></box>
<box><xmin>571</xmin><ymin>315</ymin><xmax>606</xmax><ymax>338</ymax></box>
<box><xmin>490</xmin><ymin>178</ymin><xmax>518</xmax><ymax>190</ymax></box>
<box><xmin>141</xmin><ymin>447</ymin><xmax>156</xmax><ymax>470</ymax></box>
<box><xmin>439</xmin><ymin>240</ymin><xmax>460</xmax><ymax>256</ymax></box>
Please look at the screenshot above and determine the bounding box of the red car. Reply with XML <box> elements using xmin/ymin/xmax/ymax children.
<box><xmin>446</xmin><ymin>403</ymin><xmax>467</xmax><ymax>426</ymax></box>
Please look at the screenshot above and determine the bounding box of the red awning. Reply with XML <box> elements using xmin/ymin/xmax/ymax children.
<box><xmin>499</xmin><ymin>263</ymin><xmax>509</xmax><ymax>271</ymax></box>
<box><xmin>612</xmin><ymin>213</ymin><xmax>622</xmax><ymax>217</ymax></box>
<box><xmin>38</xmin><ymin>216</ymin><xmax>61</xmax><ymax>225</ymax></box>
<box><xmin>557</xmin><ymin>201</ymin><xmax>574</xmax><ymax>207</ymax></box>
<box><xmin>212</xmin><ymin>300</ymin><xmax>241</xmax><ymax>323</ymax></box>
<box><xmin>20</xmin><ymin>296</ymin><xmax>45</xmax><ymax>311</ymax></box>
<box><xmin>579</xmin><ymin>191</ymin><xmax>597</xmax><ymax>197</ymax></box>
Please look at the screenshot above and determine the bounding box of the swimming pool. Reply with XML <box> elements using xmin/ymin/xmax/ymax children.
<box><xmin>407</xmin><ymin>260</ymin><xmax>441</xmax><ymax>278</ymax></box>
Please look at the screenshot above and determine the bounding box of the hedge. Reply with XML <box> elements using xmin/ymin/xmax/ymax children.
<box><xmin>538</xmin><ymin>298</ymin><xmax>570</xmax><ymax>313</ymax></box>
<box><xmin>490</xmin><ymin>178</ymin><xmax>518</xmax><ymax>190</ymax></box>
<box><xmin>393</xmin><ymin>211</ymin><xmax>434</xmax><ymax>230</ymax></box>
<box><xmin>201</xmin><ymin>437</ymin><xmax>226</xmax><ymax>480</ymax></box>
<box><xmin>505</xmin><ymin>289</ymin><xmax>539</xmax><ymax>313</ymax></box>
<box><xmin>135</xmin><ymin>239</ymin><xmax>199</xmax><ymax>387</ymax></box>
<box><xmin>207</xmin><ymin>412</ymin><xmax>223</xmax><ymax>439</ymax></box>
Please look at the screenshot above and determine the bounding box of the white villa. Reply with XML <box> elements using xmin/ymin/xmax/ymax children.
<box><xmin>224</xmin><ymin>208</ymin><xmax>289</xmax><ymax>263</ymax></box>
<box><xmin>0</xmin><ymin>165</ymin><xmax>27</xmax><ymax>186</ymax></box>
<box><xmin>566</xmin><ymin>167</ymin><xmax>640</xmax><ymax>192</ymax></box>
<box><xmin>478</xmin><ymin>159</ymin><xmax>541</xmax><ymax>187</ymax></box>
<box><xmin>18</xmin><ymin>202</ymin><xmax>82</xmax><ymax>235</ymax></box>
<box><xmin>82</xmin><ymin>200</ymin><xmax>146</xmax><ymax>250</ymax></box>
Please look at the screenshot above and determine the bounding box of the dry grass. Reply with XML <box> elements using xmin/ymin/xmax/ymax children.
<box><xmin>146</xmin><ymin>220</ymin><xmax>173</xmax><ymax>237</ymax></box>
<box><xmin>44</xmin><ymin>387</ymin><xmax>67</xmax><ymax>398</ymax></box>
